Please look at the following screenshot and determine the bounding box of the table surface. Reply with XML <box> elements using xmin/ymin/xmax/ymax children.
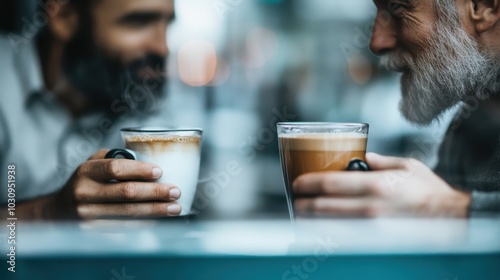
<box><xmin>12</xmin><ymin>217</ymin><xmax>500</xmax><ymax>256</ymax></box>
<box><xmin>4</xmin><ymin>216</ymin><xmax>500</xmax><ymax>280</ymax></box>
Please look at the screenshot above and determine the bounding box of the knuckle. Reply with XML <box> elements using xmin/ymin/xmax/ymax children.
<box><xmin>363</xmin><ymin>204</ymin><xmax>379</xmax><ymax>218</ymax></box>
<box><xmin>73</xmin><ymin>185</ymin><xmax>87</xmax><ymax>201</ymax></box>
<box><xmin>107</xmin><ymin>160</ymin><xmax>124</xmax><ymax>177</ymax></box>
<box><xmin>403</xmin><ymin>158</ymin><xmax>421</xmax><ymax>170</ymax></box>
<box><xmin>312</xmin><ymin>199</ymin><xmax>324</xmax><ymax>212</ymax></box>
<box><xmin>153</xmin><ymin>184</ymin><xmax>166</xmax><ymax>199</ymax></box>
<box><xmin>76</xmin><ymin>206</ymin><xmax>88</xmax><ymax>218</ymax></box>
<box><xmin>121</xmin><ymin>183</ymin><xmax>137</xmax><ymax>200</ymax></box>
<box><xmin>293</xmin><ymin>177</ymin><xmax>307</xmax><ymax>194</ymax></box>
<box><xmin>119</xmin><ymin>204</ymin><xmax>134</xmax><ymax>216</ymax></box>
<box><xmin>75</xmin><ymin>164</ymin><xmax>88</xmax><ymax>178</ymax></box>
<box><xmin>292</xmin><ymin>177</ymin><xmax>303</xmax><ymax>190</ymax></box>
<box><xmin>368</xmin><ymin>180</ymin><xmax>387</xmax><ymax>196</ymax></box>
<box><xmin>320</xmin><ymin>176</ymin><xmax>336</xmax><ymax>193</ymax></box>
<box><xmin>152</xmin><ymin>203</ymin><xmax>167</xmax><ymax>215</ymax></box>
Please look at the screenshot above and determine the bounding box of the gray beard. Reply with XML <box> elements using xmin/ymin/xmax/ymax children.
<box><xmin>381</xmin><ymin>14</ymin><xmax>499</xmax><ymax>126</ymax></box>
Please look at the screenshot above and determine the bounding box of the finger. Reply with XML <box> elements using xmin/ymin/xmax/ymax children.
<box><xmin>88</xmin><ymin>149</ymin><xmax>110</xmax><ymax>160</ymax></box>
<box><xmin>295</xmin><ymin>197</ymin><xmax>376</xmax><ymax>217</ymax></box>
<box><xmin>77</xmin><ymin>202</ymin><xmax>182</xmax><ymax>219</ymax></box>
<box><xmin>293</xmin><ymin>172</ymin><xmax>381</xmax><ymax>196</ymax></box>
<box><xmin>366</xmin><ymin>153</ymin><xmax>407</xmax><ymax>171</ymax></box>
<box><xmin>76</xmin><ymin>182</ymin><xmax>181</xmax><ymax>203</ymax></box>
<box><xmin>81</xmin><ymin>159</ymin><xmax>163</xmax><ymax>181</ymax></box>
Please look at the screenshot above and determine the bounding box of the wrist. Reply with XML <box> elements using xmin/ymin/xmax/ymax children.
<box><xmin>449</xmin><ymin>189</ymin><xmax>471</xmax><ymax>218</ymax></box>
<box><xmin>47</xmin><ymin>189</ymin><xmax>79</xmax><ymax>220</ymax></box>
<box><xmin>33</xmin><ymin>193</ymin><xmax>61</xmax><ymax>220</ymax></box>
<box><xmin>32</xmin><ymin>189</ymin><xmax>77</xmax><ymax>220</ymax></box>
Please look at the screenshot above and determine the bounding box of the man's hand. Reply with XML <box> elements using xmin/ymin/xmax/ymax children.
<box><xmin>293</xmin><ymin>153</ymin><xmax>471</xmax><ymax>218</ymax></box>
<box><xmin>53</xmin><ymin>149</ymin><xmax>182</xmax><ymax>219</ymax></box>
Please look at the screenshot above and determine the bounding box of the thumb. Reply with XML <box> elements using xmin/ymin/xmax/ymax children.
<box><xmin>366</xmin><ymin>152</ymin><xmax>406</xmax><ymax>171</ymax></box>
<box><xmin>88</xmin><ymin>149</ymin><xmax>111</xmax><ymax>160</ymax></box>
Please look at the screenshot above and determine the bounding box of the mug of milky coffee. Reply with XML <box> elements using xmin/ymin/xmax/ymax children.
<box><xmin>277</xmin><ymin>122</ymin><xmax>369</xmax><ymax>219</ymax></box>
<box><xmin>105</xmin><ymin>127</ymin><xmax>202</xmax><ymax>216</ymax></box>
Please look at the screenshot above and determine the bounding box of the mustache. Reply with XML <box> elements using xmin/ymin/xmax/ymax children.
<box><xmin>126</xmin><ymin>54</ymin><xmax>166</xmax><ymax>82</ymax></box>
<box><xmin>380</xmin><ymin>51</ymin><xmax>413</xmax><ymax>73</ymax></box>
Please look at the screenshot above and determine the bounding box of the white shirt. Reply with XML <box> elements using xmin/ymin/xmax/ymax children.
<box><xmin>0</xmin><ymin>37</ymin><xmax>168</xmax><ymax>202</ymax></box>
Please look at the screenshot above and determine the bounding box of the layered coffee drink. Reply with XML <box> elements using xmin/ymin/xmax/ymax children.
<box><xmin>277</xmin><ymin>123</ymin><xmax>369</xmax><ymax>219</ymax></box>
<box><xmin>124</xmin><ymin>133</ymin><xmax>202</xmax><ymax>216</ymax></box>
<box><xmin>279</xmin><ymin>133</ymin><xmax>368</xmax><ymax>182</ymax></box>
<box><xmin>279</xmin><ymin>133</ymin><xmax>367</xmax><ymax>185</ymax></box>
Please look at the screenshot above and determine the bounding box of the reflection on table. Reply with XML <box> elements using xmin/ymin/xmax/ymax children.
<box><xmin>12</xmin><ymin>216</ymin><xmax>500</xmax><ymax>280</ymax></box>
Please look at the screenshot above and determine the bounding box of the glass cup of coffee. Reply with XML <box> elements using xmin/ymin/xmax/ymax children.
<box><xmin>105</xmin><ymin>128</ymin><xmax>203</xmax><ymax>216</ymax></box>
<box><xmin>277</xmin><ymin>122</ymin><xmax>369</xmax><ymax>219</ymax></box>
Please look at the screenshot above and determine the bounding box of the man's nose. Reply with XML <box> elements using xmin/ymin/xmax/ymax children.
<box><xmin>369</xmin><ymin>12</ymin><xmax>397</xmax><ymax>56</ymax></box>
<box><xmin>147</xmin><ymin>26</ymin><xmax>169</xmax><ymax>58</ymax></box>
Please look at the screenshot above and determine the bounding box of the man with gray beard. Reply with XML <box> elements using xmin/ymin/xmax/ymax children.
<box><xmin>292</xmin><ymin>0</ymin><xmax>500</xmax><ymax>217</ymax></box>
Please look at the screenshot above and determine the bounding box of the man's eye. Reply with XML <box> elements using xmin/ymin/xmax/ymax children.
<box><xmin>387</xmin><ymin>1</ymin><xmax>407</xmax><ymax>15</ymax></box>
<box><xmin>126</xmin><ymin>17</ymin><xmax>153</xmax><ymax>27</ymax></box>
<box><xmin>120</xmin><ymin>14</ymin><xmax>160</xmax><ymax>28</ymax></box>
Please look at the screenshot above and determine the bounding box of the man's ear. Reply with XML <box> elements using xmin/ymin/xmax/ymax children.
<box><xmin>46</xmin><ymin>0</ymin><xmax>79</xmax><ymax>42</ymax></box>
<box><xmin>470</xmin><ymin>0</ymin><xmax>500</xmax><ymax>33</ymax></box>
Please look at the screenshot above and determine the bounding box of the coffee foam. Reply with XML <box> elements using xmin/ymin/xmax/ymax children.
<box><xmin>125</xmin><ymin>135</ymin><xmax>201</xmax><ymax>143</ymax></box>
<box><xmin>279</xmin><ymin>133</ymin><xmax>367</xmax><ymax>151</ymax></box>
<box><xmin>125</xmin><ymin>135</ymin><xmax>201</xmax><ymax>156</ymax></box>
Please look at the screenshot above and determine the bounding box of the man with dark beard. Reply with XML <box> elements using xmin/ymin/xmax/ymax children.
<box><xmin>293</xmin><ymin>0</ymin><xmax>500</xmax><ymax>217</ymax></box>
<box><xmin>0</xmin><ymin>0</ymin><xmax>183</xmax><ymax>219</ymax></box>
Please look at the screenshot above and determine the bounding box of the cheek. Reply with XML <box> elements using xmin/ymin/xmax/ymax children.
<box><xmin>397</xmin><ymin>23</ymin><xmax>434</xmax><ymax>57</ymax></box>
<box><xmin>395</xmin><ymin>8</ymin><xmax>436</xmax><ymax>56</ymax></box>
<box><xmin>95</xmin><ymin>28</ymin><xmax>151</xmax><ymax>63</ymax></box>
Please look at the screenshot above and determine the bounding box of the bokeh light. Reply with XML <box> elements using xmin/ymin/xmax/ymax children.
<box><xmin>178</xmin><ymin>40</ymin><xmax>218</xmax><ymax>87</ymax></box>
<box><xmin>244</xmin><ymin>27</ymin><xmax>278</xmax><ymax>69</ymax></box>
<box><xmin>347</xmin><ymin>53</ymin><xmax>373</xmax><ymax>85</ymax></box>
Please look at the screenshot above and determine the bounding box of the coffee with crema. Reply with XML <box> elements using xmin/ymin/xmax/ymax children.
<box><xmin>125</xmin><ymin>134</ymin><xmax>201</xmax><ymax>216</ymax></box>
<box><xmin>279</xmin><ymin>133</ymin><xmax>367</xmax><ymax>187</ymax></box>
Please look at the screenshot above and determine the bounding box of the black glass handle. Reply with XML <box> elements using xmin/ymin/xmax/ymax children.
<box><xmin>346</xmin><ymin>159</ymin><xmax>370</xmax><ymax>171</ymax></box>
<box><xmin>105</xmin><ymin>149</ymin><xmax>136</xmax><ymax>160</ymax></box>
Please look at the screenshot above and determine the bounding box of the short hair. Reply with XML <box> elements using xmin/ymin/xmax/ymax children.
<box><xmin>36</xmin><ymin>0</ymin><xmax>94</xmax><ymax>39</ymax></box>
<box><xmin>37</xmin><ymin>0</ymin><xmax>94</xmax><ymax>13</ymax></box>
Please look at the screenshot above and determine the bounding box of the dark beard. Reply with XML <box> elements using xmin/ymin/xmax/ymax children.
<box><xmin>61</xmin><ymin>20</ymin><xmax>167</xmax><ymax>115</ymax></box>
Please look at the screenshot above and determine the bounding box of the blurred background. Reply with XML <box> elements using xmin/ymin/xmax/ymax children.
<box><xmin>1</xmin><ymin>0</ymin><xmax>455</xmax><ymax>220</ymax></box>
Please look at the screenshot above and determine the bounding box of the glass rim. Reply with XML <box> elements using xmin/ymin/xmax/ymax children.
<box><xmin>121</xmin><ymin>127</ymin><xmax>203</xmax><ymax>133</ymax></box>
<box><xmin>277</xmin><ymin>122</ymin><xmax>368</xmax><ymax>127</ymax></box>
